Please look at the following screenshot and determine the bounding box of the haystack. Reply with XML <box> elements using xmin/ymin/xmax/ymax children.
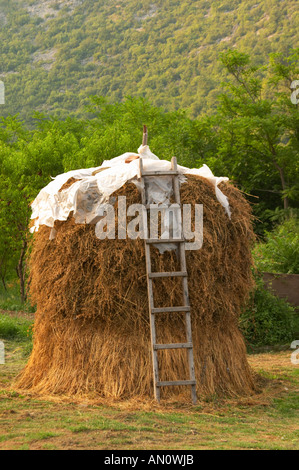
<box><xmin>15</xmin><ymin>145</ymin><xmax>257</xmax><ymax>400</ymax></box>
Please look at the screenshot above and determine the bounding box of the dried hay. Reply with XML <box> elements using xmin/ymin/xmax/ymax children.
<box><xmin>15</xmin><ymin>175</ymin><xmax>258</xmax><ymax>400</ymax></box>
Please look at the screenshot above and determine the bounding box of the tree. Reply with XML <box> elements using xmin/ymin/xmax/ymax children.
<box><xmin>0</xmin><ymin>115</ymin><xmax>82</xmax><ymax>301</ymax></box>
<box><xmin>213</xmin><ymin>49</ymin><xmax>299</xmax><ymax>222</ymax></box>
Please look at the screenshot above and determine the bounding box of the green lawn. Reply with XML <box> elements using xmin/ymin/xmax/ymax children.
<box><xmin>0</xmin><ymin>314</ymin><xmax>298</xmax><ymax>450</ymax></box>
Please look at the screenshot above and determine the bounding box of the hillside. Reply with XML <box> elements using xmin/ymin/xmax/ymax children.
<box><xmin>0</xmin><ymin>0</ymin><xmax>298</xmax><ymax>121</ymax></box>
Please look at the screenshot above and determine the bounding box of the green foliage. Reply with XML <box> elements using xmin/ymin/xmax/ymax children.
<box><xmin>208</xmin><ymin>48</ymin><xmax>299</xmax><ymax>235</ymax></box>
<box><xmin>0</xmin><ymin>0</ymin><xmax>298</xmax><ymax>120</ymax></box>
<box><xmin>253</xmin><ymin>218</ymin><xmax>299</xmax><ymax>274</ymax></box>
<box><xmin>240</xmin><ymin>277</ymin><xmax>296</xmax><ymax>347</ymax></box>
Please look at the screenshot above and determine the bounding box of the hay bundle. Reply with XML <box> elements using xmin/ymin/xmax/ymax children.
<box><xmin>16</xmin><ymin>175</ymin><xmax>257</xmax><ymax>399</ymax></box>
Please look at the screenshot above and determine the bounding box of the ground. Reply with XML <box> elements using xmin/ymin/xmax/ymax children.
<box><xmin>0</xmin><ymin>313</ymin><xmax>298</xmax><ymax>450</ymax></box>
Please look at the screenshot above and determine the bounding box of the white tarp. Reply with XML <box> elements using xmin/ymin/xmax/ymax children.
<box><xmin>30</xmin><ymin>145</ymin><xmax>231</xmax><ymax>242</ymax></box>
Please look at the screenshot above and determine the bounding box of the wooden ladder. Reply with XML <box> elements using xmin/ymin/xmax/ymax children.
<box><xmin>139</xmin><ymin>156</ymin><xmax>197</xmax><ymax>405</ymax></box>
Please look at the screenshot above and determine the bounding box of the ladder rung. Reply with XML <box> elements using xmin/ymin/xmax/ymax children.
<box><xmin>151</xmin><ymin>306</ymin><xmax>190</xmax><ymax>314</ymax></box>
<box><xmin>149</xmin><ymin>271</ymin><xmax>187</xmax><ymax>279</ymax></box>
<box><xmin>157</xmin><ymin>380</ymin><xmax>196</xmax><ymax>387</ymax></box>
<box><xmin>141</xmin><ymin>170</ymin><xmax>179</xmax><ymax>176</ymax></box>
<box><xmin>146</xmin><ymin>238</ymin><xmax>185</xmax><ymax>244</ymax></box>
<box><xmin>154</xmin><ymin>342</ymin><xmax>193</xmax><ymax>350</ymax></box>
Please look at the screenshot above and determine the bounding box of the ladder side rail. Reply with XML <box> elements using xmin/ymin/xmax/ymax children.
<box><xmin>140</xmin><ymin>158</ymin><xmax>161</xmax><ymax>402</ymax></box>
<box><xmin>171</xmin><ymin>157</ymin><xmax>197</xmax><ymax>405</ymax></box>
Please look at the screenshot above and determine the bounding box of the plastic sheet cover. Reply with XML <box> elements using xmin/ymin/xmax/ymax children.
<box><xmin>30</xmin><ymin>145</ymin><xmax>231</xmax><ymax>247</ymax></box>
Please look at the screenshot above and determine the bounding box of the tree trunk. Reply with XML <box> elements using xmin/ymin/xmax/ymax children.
<box><xmin>0</xmin><ymin>254</ymin><xmax>7</xmax><ymax>291</ymax></box>
<box><xmin>273</xmin><ymin>160</ymin><xmax>289</xmax><ymax>210</ymax></box>
<box><xmin>265</xmin><ymin>131</ymin><xmax>289</xmax><ymax>210</ymax></box>
<box><xmin>0</xmin><ymin>274</ymin><xmax>7</xmax><ymax>291</ymax></box>
<box><xmin>280</xmin><ymin>168</ymin><xmax>289</xmax><ymax>211</ymax></box>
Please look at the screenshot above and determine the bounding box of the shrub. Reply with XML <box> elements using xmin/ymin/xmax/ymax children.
<box><xmin>253</xmin><ymin>218</ymin><xmax>299</xmax><ymax>274</ymax></box>
<box><xmin>240</xmin><ymin>277</ymin><xmax>296</xmax><ymax>348</ymax></box>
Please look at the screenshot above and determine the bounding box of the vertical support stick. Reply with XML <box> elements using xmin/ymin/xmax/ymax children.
<box><xmin>142</xmin><ymin>125</ymin><xmax>148</xmax><ymax>146</ymax></box>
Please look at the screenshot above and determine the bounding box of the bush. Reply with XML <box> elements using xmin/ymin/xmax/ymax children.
<box><xmin>253</xmin><ymin>218</ymin><xmax>299</xmax><ymax>274</ymax></box>
<box><xmin>240</xmin><ymin>277</ymin><xmax>296</xmax><ymax>348</ymax></box>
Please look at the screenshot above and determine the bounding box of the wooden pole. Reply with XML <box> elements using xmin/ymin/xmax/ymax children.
<box><xmin>142</xmin><ymin>125</ymin><xmax>148</xmax><ymax>146</ymax></box>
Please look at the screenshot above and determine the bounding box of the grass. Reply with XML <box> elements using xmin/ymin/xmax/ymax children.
<box><xmin>0</xmin><ymin>315</ymin><xmax>298</xmax><ymax>450</ymax></box>
<box><xmin>0</xmin><ymin>382</ymin><xmax>298</xmax><ymax>450</ymax></box>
